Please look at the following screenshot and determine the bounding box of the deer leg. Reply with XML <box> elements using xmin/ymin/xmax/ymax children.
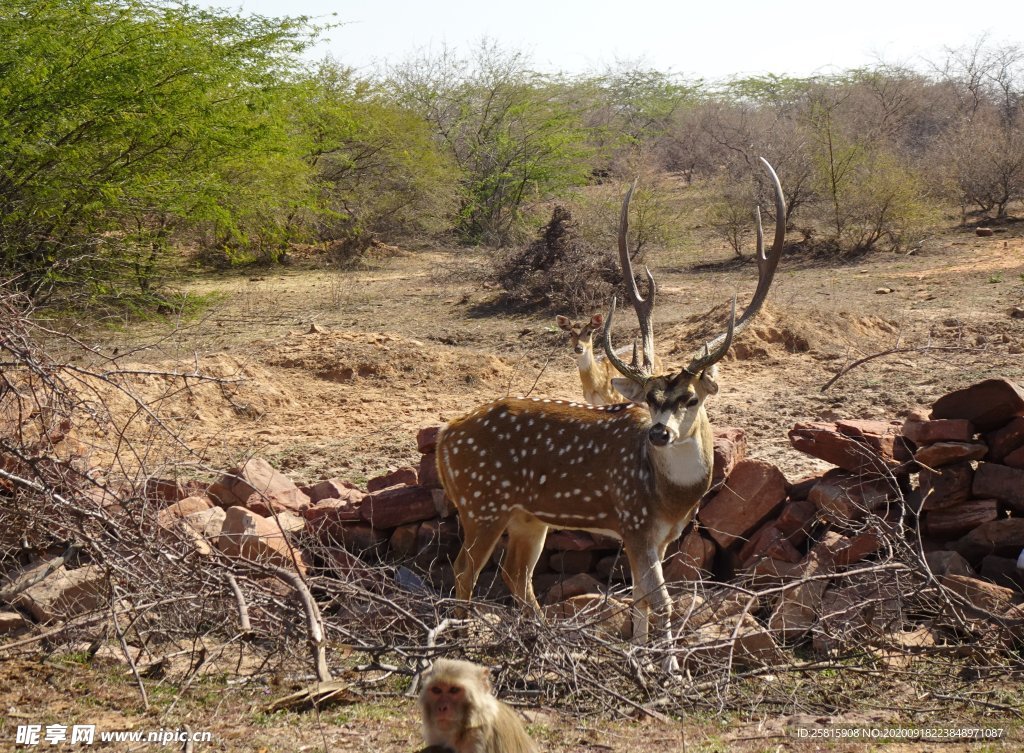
<box><xmin>626</xmin><ymin>543</ymin><xmax>674</xmax><ymax>648</ymax></box>
<box><xmin>453</xmin><ymin>517</ymin><xmax>506</xmax><ymax>609</ymax></box>
<box><xmin>500</xmin><ymin>515</ymin><xmax>549</xmax><ymax>615</ymax></box>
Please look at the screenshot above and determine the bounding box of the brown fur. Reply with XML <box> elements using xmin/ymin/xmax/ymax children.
<box><xmin>420</xmin><ymin>659</ymin><xmax>538</xmax><ymax>753</ymax></box>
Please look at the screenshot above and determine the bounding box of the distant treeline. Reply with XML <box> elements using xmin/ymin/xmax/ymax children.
<box><xmin>1</xmin><ymin>0</ymin><xmax>1022</xmax><ymax>307</ymax></box>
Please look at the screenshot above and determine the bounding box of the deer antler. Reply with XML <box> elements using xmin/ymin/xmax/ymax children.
<box><xmin>685</xmin><ymin>156</ymin><xmax>786</xmax><ymax>375</ymax></box>
<box><xmin>603</xmin><ymin>180</ymin><xmax>658</xmax><ymax>386</ymax></box>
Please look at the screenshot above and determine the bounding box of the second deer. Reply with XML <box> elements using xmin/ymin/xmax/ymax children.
<box><xmin>556</xmin><ymin>312</ymin><xmax>665</xmax><ymax>406</ymax></box>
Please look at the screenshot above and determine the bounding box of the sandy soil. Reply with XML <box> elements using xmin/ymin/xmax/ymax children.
<box><xmin>84</xmin><ymin>222</ymin><xmax>1024</xmax><ymax>490</ymax></box>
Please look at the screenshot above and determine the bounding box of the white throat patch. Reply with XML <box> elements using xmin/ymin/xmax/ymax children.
<box><xmin>649</xmin><ymin>435</ymin><xmax>708</xmax><ymax>489</ymax></box>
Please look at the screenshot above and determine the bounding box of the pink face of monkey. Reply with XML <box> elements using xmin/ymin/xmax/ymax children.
<box><xmin>423</xmin><ymin>677</ymin><xmax>468</xmax><ymax>731</ymax></box>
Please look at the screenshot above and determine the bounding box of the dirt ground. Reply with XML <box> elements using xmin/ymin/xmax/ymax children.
<box><xmin>5</xmin><ymin>221</ymin><xmax>1024</xmax><ymax>751</ymax></box>
<box><xmin>83</xmin><ymin>219</ymin><xmax>1024</xmax><ymax>487</ymax></box>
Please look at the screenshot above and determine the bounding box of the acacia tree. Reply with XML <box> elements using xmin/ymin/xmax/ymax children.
<box><xmin>388</xmin><ymin>41</ymin><xmax>594</xmax><ymax>245</ymax></box>
<box><xmin>0</xmin><ymin>0</ymin><xmax>317</xmax><ymax>303</ymax></box>
<box><xmin>291</xmin><ymin>61</ymin><xmax>457</xmax><ymax>256</ymax></box>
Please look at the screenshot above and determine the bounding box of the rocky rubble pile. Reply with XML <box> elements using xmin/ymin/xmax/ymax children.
<box><xmin>3</xmin><ymin>379</ymin><xmax>1023</xmax><ymax>659</ymax></box>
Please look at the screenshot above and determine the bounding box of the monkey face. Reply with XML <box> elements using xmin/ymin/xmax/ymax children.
<box><xmin>425</xmin><ymin>680</ymin><xmax>467</xmax><ymax>730</ymax></box>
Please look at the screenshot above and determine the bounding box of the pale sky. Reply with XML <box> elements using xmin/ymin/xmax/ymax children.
<box><xmin>209</xmin><ymin>0</ymin><xmax>1023</xmax><ymax>80</ymax></box>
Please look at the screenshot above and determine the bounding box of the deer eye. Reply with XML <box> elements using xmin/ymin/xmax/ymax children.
<box><xmin>686</xmin><ymin>395</ymin><xmax>700</xmax><ymax>408</ymax></box>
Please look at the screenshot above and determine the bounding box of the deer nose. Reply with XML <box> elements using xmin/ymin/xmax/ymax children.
<box><xmin>574</xmin><ymin>344</ymin><xmax>583</xmax><ymax>354</ymax></box>
<box><xmin>648</xmin><ymin>424</ymin><xmax>672</xmax><ymax>446</ymax></box>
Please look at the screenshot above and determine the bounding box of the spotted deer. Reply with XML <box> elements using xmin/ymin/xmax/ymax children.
<box><xmin>437</xmin><ymin>158</ymin><xmax>785</xmax><ymax>662</ymax></box>
<box><xmin>555</xmin><ymin>313</ymin><xmax>664</xmax><ymax>406</ymax></box>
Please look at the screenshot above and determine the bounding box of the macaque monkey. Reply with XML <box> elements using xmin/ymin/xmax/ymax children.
<box><xmin>419</xmin><ymin>658</ymin><xmax>538</xmax><ymax>753</ymax></box>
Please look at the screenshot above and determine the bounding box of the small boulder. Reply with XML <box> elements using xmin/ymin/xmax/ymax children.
<box><xmin>217</xmin><ymin>506</ymin><xmax>309</xmax><ymax>573</ymax></box>
<box><xmin>952</xmin><ymin>518</ymin><xmax>1024</xmax><ymax>562</ymax></box>
<box><xmin>358</xmin><ymin>485</ymin><xmax>437</xmax><ymax>529</ymax></box>
<box><xmin>543</xmin><ymin>573</ymin><xmax>604</xmax><ymax>605</ymax></box>
<box><xmin>302</xmin><ymin>478</ymin><xmax>365</xmax><ymax>505</ymax></box>
<box><xmin>303</xmin><ymin>497</ymin><xmax>363</xmax><ymax>543</ymax></box>
<box><xmin>417</xmin><ymin>425</ymin><xmax>444</xmax><ymax>454</ymax></box>
<box><xmin>366</xmin><ymin>467</ymin><xmax>418</xmax><ymax>492</ymax></box>
<box><xmin>930</xmin><ymin>378</ymin><xmax>1024</xmax><ymax>431</ymax></box>
<box><xmin>710</xmin><ymin>427</ymin><xmax>747</xmax><ymax>490</ymax></box>
<box><xmin>156</xmin><ymin>496</ymin><xmax>213</xmax><ymax>531</ymax></box>
<box><xmin>808</xmin><ymin>469</ymin><xmax>898</xmax><ymax>522</ymax></box>
<box><xmin>699</xmin><ymin>460</ymin><xmax>788</xmax><ymax>548</ymax></box>
<box><xmin>972</xmin><ymin>463</ymin><xmax>1024</xmax><ymax>511</ymax></box>
<box><xmin>663</xmin><ymin>529</ymin><xmax>716</xmax><ymax>583</ymax></box>
<box><xmin>7</xmin><ymin>561</ymin><xmax>108</xmax><ymax>623</ymax></box>
<box><xmin>544</xmin><ymin>594</ymin><xmax>632</xmax><ymax>640</ymax></box>
<box><xmin>222</xmin><ymin>457</ymin><xmax>311</xmax><ymax>513</ymax></box>
<box><xmin>914</xmin><ymin>442</ymin><xmax>988</xmax><ymax>468</ymax></box>
<box><xmin>901</xmin><ymin>417</ymin><xmax>975</xmax><ymax>445</ymax></box>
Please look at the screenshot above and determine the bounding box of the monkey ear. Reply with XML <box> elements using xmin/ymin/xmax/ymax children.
<box><xmin>477</xmin><ymin>665</ymin><xmax>492</xmax><ymax>694</ymax></box>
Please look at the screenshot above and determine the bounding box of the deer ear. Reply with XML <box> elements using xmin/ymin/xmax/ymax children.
<box><xmin>555</xmin><ymin>315</ymin><xmax>571</xmax><ymax>330</ymax></box>
<box><xmin>699</xmin><ymin>365</ymin><xmax>720</xmax><ymax>395</ymax></box>
<box><xmin>590</xmin><ymin>312</ymin><xmax>604</xmax><ymax>328</ymax></box>
<box><xmin>611</xmin><ymin>378</ymin><xmax>646</xmax><ymax>405</ymax></box>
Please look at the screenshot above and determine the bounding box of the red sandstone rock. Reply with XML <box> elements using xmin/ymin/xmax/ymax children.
<box><xmin>952</xmin><ymin>518</ymin><xmax>1024</xmax><ymax>561</ymax></box>
<box><xmin>302</xmin><ymin>478</ymin><xmax>365</xmax><ymax>505</ymax></box>
<box><xmin>710</xmin><ymin>427</ymin><xmax>747</xmax><ymax>490</ymax></box>
<box><xmin>811</xmin><ymin>530</ymin><xmax>881</xmax><ymax>567</ymax></box>
<box><xmin>218</xmin><ymin>506</ymin><xmax>309</xmax><ymax>573</ymax></box>
<box><xmin>417</xmin><ymin>425</ymin><xmax>443</xmax><ymax>454</ymax></box>
<box><xmin>972</xmin><ymin>463</ymin><xmax>1024</xmax><ymax>511</ymax></box>
<box><xmin>222</xmin><ymin>457</ymin><xmax>311</xmax><ymax>513</ymax></box>
<box><xmin>388</xmin><ymin>522</ymin><xmax>421</xmax><ymax>558</ymax></box>
<box><xmin>545</xmin><ymin>530</ymin><xmax>598</xmax><ymax>551</ymax></box>
<box><xmin>919</xmin><ymin>462</ymin><xmax>974</xmax><ymax>510</ymax></box>
<box><xmin>930</xmin><ymin>378</ymin><xmax>1024</xmax><ymax>431</ymax></box>
<box><xmin>418</xmin><ymin>452</ymin><xmax>441</xmax><ymax>488</ymax></box>
<box><xmin>901</xmin><ymin>417</ymin><xmax>974</xmax><ymax>445</ymax></box>
<box><xmin>768</xmin><ymin>545</ymin><xmax>837</xmax><ymax>640</ymax></box>
<box><xmin>358</xmin><ymin>485</ymin><xmax>437</xmax><ymax>528</ymax></box>
<box><xmin>924</xmin><ymin>499</ymin><xmax>999</xmax><ymax>539</ymax></box>
<box><xmin>941</xmin><ymin>574</ymin><xmax>1024</xmax><ymax>615</ymax></box>
<box><xmin>739</xmin><ymin>524</ymin><xmax>802</xmax><ymax>567</ymax></box>
<box><xmin>303</xmin><ymin>498</ymin><xmax>363</xmax><ymax>542</ymax></box>
<box><xmin>985</xmin><ymin>416</ymin><xmax>1024</xmax><ymax>462</ymax></box>
<box><xmin>808</xmin><ymin>469</ymin><xmax>898</xmax><ymax>522</ymax></box>
<box><xmin>774</xmin><ymin>498</ymin><xmax>818</xmax><ymax>547</ymax></box>
<box><xmin>415</xmin><ymin>517</ymin><xmax>462</xmax><ymax>566</ymax></box>
<box><xmin>914</xmin><ymin>442</ymin><xmax>988</xmax><ymax>468</ymax></box>
<box><xmin>1005</xmin><ymin>444</ymin><xmax>1024</xmax><ymax>469</ymax></box>
<box><xmin>366</xmin><ymin>467</ymin><xmax>418</xmax><ymax>492</ymax></box>
<box><xmin>663</xmin><ymin>529</ymin><xmax>716</xmax><ymax>582</ymax></box>
<box><xmin>156</xmin><ymin>496</ymin><xmax>213</xmax><ymax>530</ymax></box>
<box><xmin>789</xmin><ymin>422</ymin><xmax>901</xmax><ymax>475</ymax></box>
<box><xmin>543</xmin><ymin>573</ymin><xmax>605</xmax><ymax>605</ymax></box>
<box><xmin>698</xmin><ymin>460</ymin><xmax>788</xmax><ymax>548</ymax></box>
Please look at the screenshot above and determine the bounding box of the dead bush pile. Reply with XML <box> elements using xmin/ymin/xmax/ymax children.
<box><xmin>491</xmin><ymin>205</ymin><xmax>623</xmax><ymax>315</ymax></box>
